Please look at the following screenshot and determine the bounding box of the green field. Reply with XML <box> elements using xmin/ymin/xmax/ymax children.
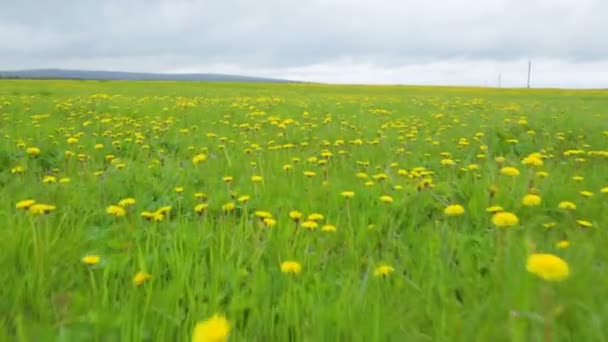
<box><xmin>1</xmin><ymin>80</ymin><xmax>607</xmax><ymax>341</ymax></box>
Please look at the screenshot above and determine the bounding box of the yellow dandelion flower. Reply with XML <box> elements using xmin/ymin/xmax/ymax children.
<box><xmin>82</xmin><ymin>255</ymin><xmax>101</xmax><ymax>265</ymax></box>
<box><xmin>254</xmin><ymin>211</ymin><xmax>272</xmax><ymax>219</ymax></box>
<box><xmin>536</xmin><ymin>171</ymin><xmax>549</xmax><ymax>178</ymax></box>
<box><xmin>251</xmin><ymin>175</ymin><xmax>263</xmax><ymax>183</ymax></box>
<box><xmin>576</xmin><ymin>220</ymin><xmax>592</xmax><ymax>228</ymax></box>
<box><xmin>495</xmin><ymin>156</ymin><xmax>506</xmax><ymax>164</ymax></box>
<box><xmin>106</xmin><ymin>205</ymin><xmax>126</xmax><ymax>217</ymax></box>
<box><xmin>486</xmin><ymin>205</ymin><xmax>504</xmax><ymax>213</ymax></box>
<box><xmin>444</xmin><ymin>204</ymin><xmax>465</xmax><ymax>216</ymax></box>
<box><xmin>301</xmin><ymin>221</ymin><xmax>318</xmax><ymax>230</ymax></box>
<box><xmin>174</xmin><ymin>187</ymin><xmax>184</xmax><ymax>193</ymax></box>
<box><xmin>307</xmin><ymin>213</ymin><xmax>324</xmax><ymax>221</ymax></box>
<box><xmin>556</xmin><ymin>240</ymin><xmax>570</xmax><ymax>249</ymax></box>
<box><xmin>580</xmin><ymin>191</ymin><xmax>593</xmax><ymax>198</ymax></box>
<box><xmin>492</xmin><ymin>212</ymin><xmax>519</xmax><ymax>227</ymax></box>
<box><xmin>133</xmin><ymin>271</ymin><xmax>152</xmax><ymax>286</ymax></box>
<box><xmin>195</xmin><ymin>203</ymin><xmax>209</xmax><ymax>214</ymax></box>
<box><xmin>238</xmin><ymin>195</ymin><xmax>250</xmax><ymax>203</ymax></box>
<box><xmin>59</xmin><ymin>177</ymin><xmax>70</xmax><ymax>184</ymax></box>
<box><xmin>522</xmin><ymin>194</ymin><xmax>542</xmax><ymax>206</ymax></box>
<box><xmin>280</xmin><ymin>261</ymin><xmax>302</xmax><ymax>275</ymax></box>
<box><xmin>263</xmin><ymin>218</ymin><xmax>277</xmax><ymax>227</ymax></box>
<box><xmin>29</xmin><ymin>204</ymin><xmax>56</xmax><ymax>215</ymax></box>
<box><xmin>42</xmin><ymin>175</ymin><xmax>57</xmax><ymax>184</ymax></box>
<box><xmin>192</xmin><ymin>314</ymin><xmax>231</xmax><ymax>342</ymax></box>
<box><xmin>11</xmin><ymin>165</ymin><xmax>25</xmax><ymax>174</ymax></box>
<box><xmin>118</xmin><ymin>197</ymin><xmax>136</xmax><ymax>207</ymax></box>
<box><xmin>380</xmin><ymin>195</ymin><xmax>394</xmax><ymax>203</ymax></box>
<box><xmin>26</xmin><ymin>147</ymin><xmax>41</xmax><ymax>156</ymax></box>
<box><xmin>303</xmin><ymin>170</ymin><xmax>316</xmax><ymax>177</ymax></box>
<box><xmin>222</xmin><ymin>176</ymin><xmax>233</xmax><ymax>183</ymax></box>
<box><xmin>192</xmin><ymin>153</ymin><xmax>207</xmax><ymax>165</ymax></box>
<box><xmin>526</xmin><ymin>253</ymin><xmax>569</xmax><ymax>282</ymax></box>
<box><xmin>222</xmin><ymin>202</ymin><xmax>236</xmax><ymax>213</ymax></box>
<box><xmin>374</xmin><ymin>264</ymin><xmax>395</xmax><ymax>277</ymax></box>
<box><xmin>601</xmin><ymin>186</ymin><xmax>608</xmax><ymax>194</ymax></box>
<box><xmin>289</xmin><ymin>210</ymin><xmax>303</xmax><ymax>222</ymax></box>
<box><xmin>558</xmin><ymin>201</ymin><xmax>576</xmax><ymax>210</ymax></box>
<box><xmin>321</xmin><ymin>224</ymin><xmax>337</xmax><ymax>232</ymax></box>
<box><xmin>543</xmin><ymin>222</ymin><xmax>557</xmax><ymax>229</ymax></box>
<box><xmin>500</xmin><ymin>166</ymin><xmax>520</xmax><ymax>176</ymax></box>
<box><xmin>341</xmin><ymin>191</ymin><xmax>355</xmax><ymax>199</ymax></box>
<box><xmin>16</xmin><ymin>199</ymin><xmax>36</xmax><ymax>209</ymax></box>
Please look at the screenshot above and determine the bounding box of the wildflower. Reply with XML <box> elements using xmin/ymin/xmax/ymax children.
<box><xmin>576</xmin><ymin>220</ymin><xmax>592</xmax><ymax>228</ymax></box>
<box><xmin>280</xmin><ymin>261</ymin><xmax>302</xmax><ymax>275</ymax></box>
<box><xmin>380</xmin><ymin>195</ymin><xmax>394</xmax><ymax>203</ymax></box>
<box><xmin>16</xmin><ymin>199</ymin><xmax>36</xmax><ymax>209</ymax></box>
<box><xmin>303</xmin><ymin>171</ymin><xmax>316</xmax><ymax>177</ymax></box>
<box><xmin>192</xmin><ymin>153</ymin><xmax>207</xmax><ymax>165</ymax></box>
<box><xmin>536</xmin><ymin>171</ymin><xmax>549</xmax><ymax>178</ymax></box>
<box><xmin>444</xmin><ymin>204</ymin><xmax>465</xmax><ymax>216</ymax></box>
<box><xmin>192</xmin><ymin>314</ymin><xmax>231</xmax><ymax>342</ymax></box>
<box><xmin>307</xmin><ymin>213</ymin><xmax>324</xmax><ymax>221</ymax></box>
<box><xmin>492</xmin><ymin>212</ymin><xmax>519</xmax><ymax>227</ymax></box>
<box><xmin>543</xmin><ymin>222</ymin><xmax>557</xmax><ymax>229</ymax></box>
<box><xmin>486</xmin><ymin>205</ymin><xmax>504</xmax><ymax>213</ymax></box>
<box><xmin>133</xmin><ymin>271</ymin><xmax>152</xmax><ymax>286</ymax></box>
<box><xmin>106</xmin><ymin>205</ymin><xmax>126</xmax><ymax>217</ymax></box>
<box><xmin>526</xmin><ymin>253</ymin><xmax>570</xmax><ymax>282</ymax></box>
<box><xmin>341</xmin><ymin>191</ymin><xmax>355</xmax><ymax>199</ymax></box>
<box><xmin>195</xmin><ymin>203</ymin><xmax>209</xmax><ymax>214</ymax></box>
<box><xmin>500</xmin><ymin>166</ymin><xmax>520</xmax><ymax>176</ymax></box>
<box><xmin>374</xmin><ymin>264</ymin><xmax>395</xmax><ymax>277</ymax></box>
<box><xmin>141</xmin><ymin>211</ymin><xmax>164</xmax><ymax>222</ymax></box>
<box><xmin>118</xmin><ymin>198</ymin><xmax>136</xmax><ymax>207</ymax></box>
<box><xmin>254</xmin><ymin>211</ymin><xmax>272</xmax><ymax>219</ymax></box>
<box><xmin>29</xmin><ymin>204</ymin><xmax>56</xmax><ymax>215</ymax></box>
<box><xmin>26</xmin><ymin>147</ymin><xmax>41</xmax><ymax>156</ymax></box>
<box><xmin>556</xmin><ymin>240</ymin><xmax>570</xmax><ymax>249</ymax></box>
<box><xmin>289</xmin><ymin>210</ymin><xmax>302</xmax><ymax>222</ymax></box>
<box><xmin>238</xmin><ymin>195</ymin><xmax>250</xmax><ymax>203</ymax></box>
<box><xmin>558</xmin><ymin>201</ymin><xmax>576</xmax><ymax>210</ymax></box>
<box><xmin>222</xmin><ymin>176</ymin><xmax>233</xmax><ymax>183</ymax></box>
<box><xmin>251</xmin><ymin>175</ymin><xmax>263</xmax><ymax>183</ymax></box>
<box><xmin>175</xmin><ymin>187</ymin><xmax>184</xmax><ymax>193</ymax></box>
<box><xmin>522</xmin><ymin>154</ymin><xmax>543</xmax><ymax>166</ymax></box>
<box><xmin>263</xmin><ymin>218</ymin><xmax>277</xmax><ymax>227</ymax></box>
<box><xmin>94</xmin><ymin>143</ymin><xmax>104</xmax><ymax>150</ymax></box>
<box><xmin>43</xmin><ymin>175</ymin><xmax>57</xmax><ymax>184</ymax></box>
<box><xmin>495</xmin><ymin>156</ymin><xmax>506</xmax><ymax>164</ymax></box>
<box><xmin>321</xmin><ymin>224</ymin><xmax>337</xmax><ymax>232</ymax></box>
<box><xmin>572</xmin><ymin>176</ymin><xmax>584</xmax><ymax>182</ymax></box>
<box><xmin>301</xmin><ymin>221</ymin><xmax>318</xmax><ymax>230</ymax></box>
<box><xmin>580</xmin><ymin>191</ymin><xmax>593</xmax><ymax>198</ymax></box>
<box><xmin>11</xmin><ymin>165</ymin><xmax>25</xmax><ymax>174</ymax></box>
<box><xmin>67</xmin><ymin>137</ymin><xmax>78</xmax><ymax>144</ymax></box>
<box><xmin>356</xmin><ymin>172</ymin><xmax>369</xmax><ymax>179</ymax></box>
<box><xmin>522</xmin><ymin>194</ymin><xmax>542</xmax><ymax>206</ymax></box>
<box><xmin>282</xmin><ymin>164</ymin><xmax>292</xmax><ymax>171</ymax></box>
<box><xmin>221</xmin><ymin>202</ymin><xmax>236</xmax><ymax>213</ymax></box>
<box><xmin>59</xmin><ymin>177</ymin><xmax>70</xmax><ymax>184</ymax></box>
<box><xmin>82</xmin><ymin>255</ymin><xmax>101</xmax><ymax>265</ymax></box>
<box><xmin>601</xmin><ymin>187</ymin><xmax>608</xmax><ymax>194</ymax></box>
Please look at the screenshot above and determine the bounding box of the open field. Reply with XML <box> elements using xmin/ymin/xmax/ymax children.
<box><xmin>1</xmin><ymin>80</ymin><xmax>607</xmax><ymax>341</ymax></box>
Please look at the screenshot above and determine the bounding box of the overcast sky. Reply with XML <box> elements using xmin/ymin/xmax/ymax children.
<box><xmin>1</xmin><ymin>0</ymin><xmax>606</xmax><ymax>87</ymax></box>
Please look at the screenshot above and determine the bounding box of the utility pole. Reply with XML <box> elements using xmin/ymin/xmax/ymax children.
<box><xmin>526</xmin><ymin>60</ymin><xmax>532</xmax><ymax>88</ymax></box>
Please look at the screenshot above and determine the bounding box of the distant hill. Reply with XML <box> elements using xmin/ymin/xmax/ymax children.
<box><xmin>0</xmin><ymin>69</ymin><xmax>296</xmax><ymax>83</ymax></box>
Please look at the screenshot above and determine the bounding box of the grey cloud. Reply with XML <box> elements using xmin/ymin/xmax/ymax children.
<box><xmin>0</xmin><ymin>0</ymin><xmax>607</xmax><ymax>86</ymax></box>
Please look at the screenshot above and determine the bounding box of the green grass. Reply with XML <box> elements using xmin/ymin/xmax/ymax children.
<box><xmin>0</xmin><ymin>80</ymin><xmax>607</xmax><ymax>341</ymax></box>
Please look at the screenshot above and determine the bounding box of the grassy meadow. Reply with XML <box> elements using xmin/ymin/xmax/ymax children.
<box><xmin>1</xmin><ymin>80</ymin><xmax>607</xmax><ymax>341</ymax></box>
